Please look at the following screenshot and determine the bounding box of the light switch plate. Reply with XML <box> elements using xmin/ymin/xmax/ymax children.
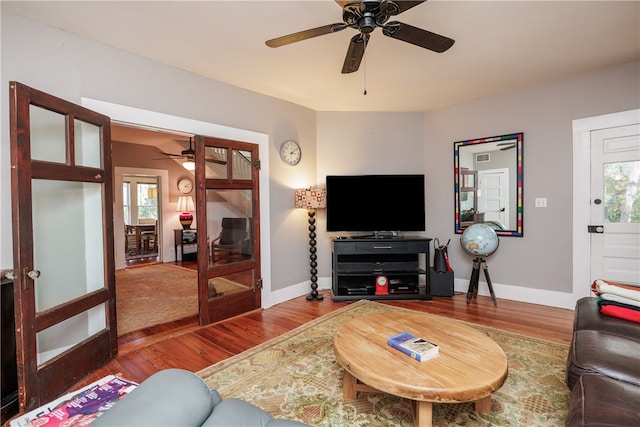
<box><xmin>535</xmin><ymin>198</ymin><xmax>547</xmax><ymax>208</ymax></box>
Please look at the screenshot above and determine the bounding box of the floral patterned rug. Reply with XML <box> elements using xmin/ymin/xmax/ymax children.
<box><xmin>198</xmin><ymin>300</ymin><xmax>570</xmax><ymax>426</ymax></box>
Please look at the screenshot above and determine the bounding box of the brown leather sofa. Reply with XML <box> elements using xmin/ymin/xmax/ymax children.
<box><xmin>565</xmin><ymin>297</ymin><xmax>640</xmax><ymax>426</ymax></box>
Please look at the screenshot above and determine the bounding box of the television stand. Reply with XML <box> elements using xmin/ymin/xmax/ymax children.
<box><xmin>352</xmin><ymin>231</ymin><xmax>401</xmax><ymax>239</ymax></box>
<box><xmin>331</xmin><ymin>236</ymin><xmax>432</xmax><ymax>301</ymax></box>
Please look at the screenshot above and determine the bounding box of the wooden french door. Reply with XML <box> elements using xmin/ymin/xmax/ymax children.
<box><xmin>194</xmin><ymin>136</ymin><xmax>261</xmax><ymax>325</ymax></box>
<box><xmin>9</xmin><ymin>82</ymin><xmax>116</xmax><ymax>412</ymax></box>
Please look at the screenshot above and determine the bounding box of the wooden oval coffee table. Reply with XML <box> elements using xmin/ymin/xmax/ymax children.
<box><xmin>334</xmin><ymin>311</ymin><xmax>508</xmax><ymax>427</ymax></box>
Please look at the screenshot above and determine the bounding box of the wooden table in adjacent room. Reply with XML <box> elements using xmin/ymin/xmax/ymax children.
<box><xmin>333</xmin><ymin>311</ymin><xmax>508</xmax><ymax>427</ymax></box>
<box><xmin>126</xmin><ymin>224</ymin><xmax>156</xmax><ymax>253</ymax></box>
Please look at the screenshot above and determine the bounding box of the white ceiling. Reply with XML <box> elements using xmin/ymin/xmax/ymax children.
<box><xmin>4</xmin><ymin>0</ymin><xmax>639</xmax><ymax>113</ymax></box>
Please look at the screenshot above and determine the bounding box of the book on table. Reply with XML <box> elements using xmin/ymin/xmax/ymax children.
<box><xmin>388</xmin><ymin>331</ymin><xmax>439</xmax><ymax>362</ymax></box>
<box><xmin>10</xmin><ymin>375</ymin><xmax>138</xmax><ymax>427</ymax></box>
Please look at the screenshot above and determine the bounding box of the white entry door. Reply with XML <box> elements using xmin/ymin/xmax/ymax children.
<box><xmin>589</xmin><ymin>124</ymin><xmax>640</xmax><ymax>284</ymax></box>
<box><xmin>478</xmin><ymin>168</ymin><xmax>509</xmax><ymax>228</ymax></box>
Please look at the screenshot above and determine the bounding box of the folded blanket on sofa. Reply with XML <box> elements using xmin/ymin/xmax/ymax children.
<box><xmin>599</xmin><ymin>293</ymin><xmax>640</xmax><ymax>308</ymax></box>
<box><xmin>592</xmin><ymin>280</ymin><xmax>640</xmax><ymax>301</ymax></box>
<box><xmin>597</xmin><ymin>297</ymin><xmax>640</xmax><ymax>323</ymax></box>
<box><xmin>594</xmin><ymin>279</ymin><xmax>640</xmax><ymax>292</ymax></box>
<box><xmin>599</xmin><ymin>304</ymin><xmax>640</xmax><ymax>323</ymax></box>
<box><xmin>598</xmin><ymin>298</ymin><xmax>640</xmax><ymax>311</ymax></box>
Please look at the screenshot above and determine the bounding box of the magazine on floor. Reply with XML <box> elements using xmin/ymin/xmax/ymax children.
<box><xmin>10</xmin><ymin>375</ymin><xmax>138</xmax><ymax>427</ymax></box>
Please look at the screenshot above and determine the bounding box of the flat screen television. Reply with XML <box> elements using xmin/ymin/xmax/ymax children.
<box><xmin>326</xmin><ymin>174</ymin><xmax>425</xmax><ymax>234</ymax></box>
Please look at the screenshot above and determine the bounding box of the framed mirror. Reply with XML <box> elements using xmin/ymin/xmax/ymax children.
<box><xmin>454</xmin><ymin>132</ymin><xmax>524</xmax><ymax>237</ymax></box>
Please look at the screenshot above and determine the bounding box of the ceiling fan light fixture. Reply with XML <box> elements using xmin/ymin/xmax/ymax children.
<box><xmin>183</xmin><ymin>159</ymin><xmax>195</xmax><ymax>170</ymax></box>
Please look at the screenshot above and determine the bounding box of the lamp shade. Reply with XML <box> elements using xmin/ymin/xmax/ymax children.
<box><xmin>295</xmin><ymin>188</ymin><xmax>326</xmax><ymax>210</ymax></box>
<box><xmin>177</xmin><ymin>195</ymin><xmax>195</xmax><ymax>212</ymax></box>
<box><xmin>183</xmin><ymin>160</ymin><xmax>195</xmax><ymax>170</ymax></box>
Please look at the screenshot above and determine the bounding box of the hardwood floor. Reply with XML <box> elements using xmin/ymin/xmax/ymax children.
<box><xmin>73</xmin><ymin>290</ymin><xmax>575</xmax><ymax>391</ymax></box>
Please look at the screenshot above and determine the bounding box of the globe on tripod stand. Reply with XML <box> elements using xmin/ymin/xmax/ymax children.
<box><xmin>460</xmin><ymin>223</ymin><xmax>499</xmax><ymax>306</ymax></box>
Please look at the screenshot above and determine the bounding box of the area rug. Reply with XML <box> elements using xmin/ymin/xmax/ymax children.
<box><xmin>198</xmin><ymin>300</ymin><xmax>570</xmax><ymax>426</ymax></box>
<box><xmin>208</xmin><ymin>277</ymin><xmax>247</xmax><ymax>298</ymax></box>
<box><xmin>116</xmin><ymin>264</ymin><xmax>197</xmax><ymax>335</ymax></box>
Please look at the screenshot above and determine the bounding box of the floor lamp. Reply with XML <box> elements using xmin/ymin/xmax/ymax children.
<box><xmin>295</xmin><ymin>188</ymin><xmax>326</xmax><ymax>301</ymax></box>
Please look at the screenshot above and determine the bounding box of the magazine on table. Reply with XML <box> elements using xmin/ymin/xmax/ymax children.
<box><xmin>388</xmin><ymin>331</ymin><xmax>439</xmax><ymax>362</ymax></box>
<box><xmin>10</xmin><ymin>375</ymin><xmax>138</xmax><ymax>427</ymax></box>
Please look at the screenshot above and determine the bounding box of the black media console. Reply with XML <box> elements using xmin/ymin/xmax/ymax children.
<box><xmin>331</xmin><ymin>237</ymin><xmax>432</xmax><ymax>301</ymax></box>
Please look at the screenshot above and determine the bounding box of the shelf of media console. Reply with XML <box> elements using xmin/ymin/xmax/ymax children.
<box><xmin>331</xmin><ymin>236</ymin><xmax>432</xmax><ymax>302</ymax></box>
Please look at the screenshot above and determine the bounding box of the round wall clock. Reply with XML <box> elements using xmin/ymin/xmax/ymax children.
<box><xmin>177</xmin><ymin>178</ymin><xmax>193</xmax><ymax>194</ymax></box>
<box><xmin>279</xmin><ymin>140</ymin><xmax>301</xmax><ymax>166</ymax></box>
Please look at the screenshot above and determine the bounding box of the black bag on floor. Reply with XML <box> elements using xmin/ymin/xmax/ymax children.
<box><xmin>433</xmin><ymin>238</ymin><xmax>451</xmax><ymax>273</ymax></box>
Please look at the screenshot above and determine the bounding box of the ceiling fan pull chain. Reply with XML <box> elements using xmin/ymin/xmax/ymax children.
<box><xmin>363</xmin><ymin>52</ymin><xmax>367</xmax><ymax>95</ymax></box>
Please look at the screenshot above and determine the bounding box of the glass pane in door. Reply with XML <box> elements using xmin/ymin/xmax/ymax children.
<box><xmin>74</xmin><ymin>119</ymin><xmax>102</xmax><ymax>168</ymax></box>
<box><xmin>206</xmin><ymin>189</ymin><xmax>253</xmax><ymax>268</ymax></box>
<box><xmin>604</xmin><ymin>161</ymin><xmax>640</xmax><ymax>224</ymax></box>
<box><xmin>232</xmin><ymin>149</ymin><xmax>252</xmax><ymax>180</ymax></box>
<box><xmin>205</xmin><ymin>146</ymin><xmax>228</xmax><ymax>179</ymax></box>
<box><xmin>208</xmin><ymin>271</ymin><xmax>255</xmax><ymax>301</ymax></box>
<box><xmin>32</xmin><ymin>179</ymin><xmax>105</xmax><ymax>312</ymax></box>
<box><xmin>30</xmin><ymin>105</ymin><xmax>66</xmax><ymax>163</ymax></box>
<box><xmin>36</xmin><ymin>303</ymin><xmax>106</xmax><ymax>365</ymax></box>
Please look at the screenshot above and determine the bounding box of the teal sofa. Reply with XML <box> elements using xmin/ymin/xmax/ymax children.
<box><xmin>92</xmin><ymin>369</ymin><xmax>309</xmax><ymax>427</ymax></box>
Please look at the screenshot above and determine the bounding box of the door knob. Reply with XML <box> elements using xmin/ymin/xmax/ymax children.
<box><xmin>588</xmin><ymin>225</ymin><xmax>604</xmax><ymax>233</ymax></box>
<box><xmin>27</xmin><ymin>269</ymin><xmax>41</xmax><ymax>280</ymax></box>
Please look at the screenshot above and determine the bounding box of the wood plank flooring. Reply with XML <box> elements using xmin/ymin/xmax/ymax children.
<box><xmin>73</xmin><ymin>290</ymin><xmax>574</xmax><ymax>390</ymax></box>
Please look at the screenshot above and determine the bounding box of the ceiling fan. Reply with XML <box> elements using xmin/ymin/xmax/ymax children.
<box><xmin>265</xmin><ymin>0</ymin><xmax>454</xmax><ymax>74</ymax></box>
<box><xmin>497</xmin><ymin>142</ymin><xmax>516</xmax><ymax>151</ymax></box>
<box><xmin>156</xmin><ymin>137</ymin><xmax>227</xmax><ymax>168</ymax></box>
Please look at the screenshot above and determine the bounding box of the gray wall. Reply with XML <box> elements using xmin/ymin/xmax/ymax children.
<box><xmin>423</xmin><ymin>61</ymin><xmax>639</xmax><ymax>294</ymax></box>
<box><xmin>0</xmin><ymin>11</ymin><xmax>316</xmax><ymax>294</ymax></box>
<box><xmin>314</xmin><ymin>112</ymin><xmax>426</xmax><ymax>269</ymax></box>
<box><xmin>312</xmin><ymin>62</ymin><xmax>639</xmax><ymax>299</ymax></box>
<box><xmin>2</xmin><ymin>10</ymin><xmax>639</xmax><ymax>306</ymax></box>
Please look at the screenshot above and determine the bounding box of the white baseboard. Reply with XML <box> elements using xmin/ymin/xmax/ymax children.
<box><xmin>453</xmin><ymin>278</ymin><xmax>576</xmax><ymax>310</ymax></box>
<box><xmin>262</xmin><ymin>277</ymin><xmax>333</xmax><ymax>308</ymax></box>
<box><xmin>263</xmin><ymin>276</ymin><xmax>577</xmax><ymax>311</ymax></box>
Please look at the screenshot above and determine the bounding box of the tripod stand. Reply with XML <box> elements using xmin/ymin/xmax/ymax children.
<box><xmin>466</xmin><ymin>257</ymin><xmax>497</xmax><ymax>306</ymax></box>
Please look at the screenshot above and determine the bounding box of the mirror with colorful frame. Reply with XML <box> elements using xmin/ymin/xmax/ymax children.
<box><xmin>454</xmin><ymin>133</ymin><xmax>524</xmax><ymax>237</ymax></box>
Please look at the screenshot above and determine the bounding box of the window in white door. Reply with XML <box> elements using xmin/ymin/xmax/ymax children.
<box><xmin>603</xmin><ymin>161</ymin><xmax>640</xmax><ymax>224</ymax></box>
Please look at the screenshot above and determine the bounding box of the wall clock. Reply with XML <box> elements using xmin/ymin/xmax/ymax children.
<box><xmin>177</xmin><ymin>178</ymin><xmax>193</xmax><ymax>194</ymax></box>
<box><xmin>279</xmin><ymin>140</ymin><xmax>301</xmax><ymax>166</ymax></box>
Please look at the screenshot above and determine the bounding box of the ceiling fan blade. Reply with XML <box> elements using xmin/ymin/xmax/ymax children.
<box><xmin>500</xmin><ymin>145</ymin><xmax>516</xmax><ymax>151</ymax></box>
<box><xmin>334</xmin><ymin>0</ymin><xmax>354</xmax><ymax>9</ymax></box>
<box><xmin>342</xmin><ymin>33</ymin><xmax>369</xmax><ymax>74</ymax></box>
<box><xmin>266</xmin><ymin>23</ymin><xmax>348</xmax><ymax>48</ymax></box>
<box><xmin>382</xmin><ymin>21</ymin><xmax>454</xmax><ymax>53</ymax></box>
<box><xmin>381</xmin><ymin>0</ymin><xmax>428</xmax><ymax>16</ymax></box>
<box><xmin>159</xmin><ymin>152</ymin><xmax>185</xmax><ymax>158</ymax></box>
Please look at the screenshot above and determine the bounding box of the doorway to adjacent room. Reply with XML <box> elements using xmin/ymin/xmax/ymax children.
<box><xmin>123</xmin><ymin>174</ymin><xmax>160</xmax><ymax>263</ymax></box>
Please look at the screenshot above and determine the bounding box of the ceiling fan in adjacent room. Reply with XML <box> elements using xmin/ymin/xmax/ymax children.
<box><xmin>265</xmin><ymin>0</ymin><xmax>455</xmax><ymax>74</ymax></box>
<box><xmin>496</xmin><ymin>142</ymin><xmax>517</xmax><ymax>151</ymax></box>
<box><xmin>156</xmin><ymin>137</ymin><xmax>227</xmax><ymax>170</ymax></box>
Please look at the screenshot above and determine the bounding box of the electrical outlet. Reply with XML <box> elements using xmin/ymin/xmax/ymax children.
<box><xmin>535</xmin><ymin>198</ymin><xmax>547</xmax><ymax>208</ymax></box>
